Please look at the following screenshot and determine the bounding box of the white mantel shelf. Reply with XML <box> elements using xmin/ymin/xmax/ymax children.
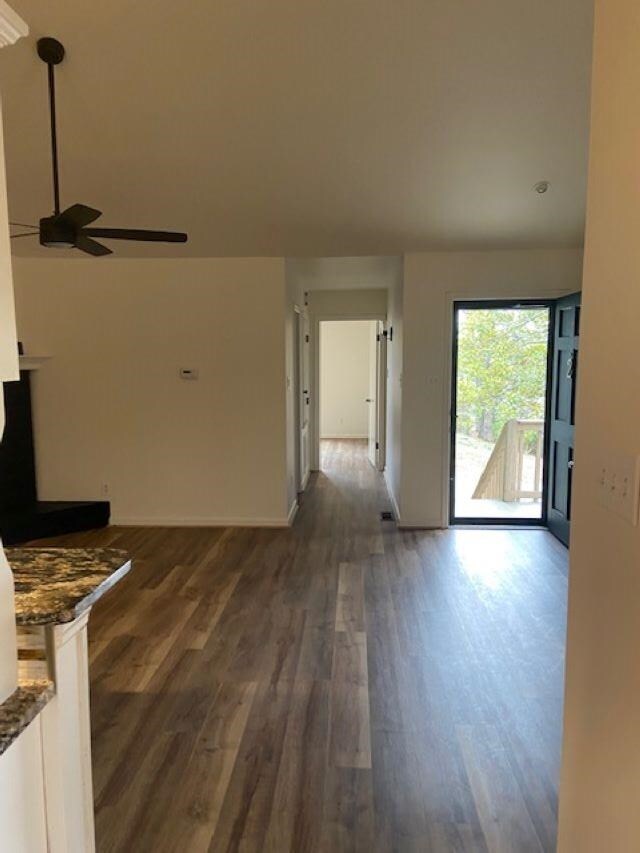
<box><xmin>19</xmin><ymin>355</ymin><xmax>50</xmax><ymax>371</ymax></box>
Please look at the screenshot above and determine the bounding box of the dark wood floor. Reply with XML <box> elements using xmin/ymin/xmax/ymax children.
<box><xmin>34</xmin><ymin>439</ymin><xmax>568</xmax><ymax>852</ymax></box>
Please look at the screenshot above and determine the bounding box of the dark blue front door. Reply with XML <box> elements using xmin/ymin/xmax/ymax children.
<box><xmin>547</xmin><ymin>293</ymin><xmax>581</xmax><ymax>546</ymax></box>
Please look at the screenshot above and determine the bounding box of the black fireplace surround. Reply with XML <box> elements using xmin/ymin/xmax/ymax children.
<box><xmin>0</xmin><ymin>356</ymin><xmax>109</xmax><ymax>545</ymax></box>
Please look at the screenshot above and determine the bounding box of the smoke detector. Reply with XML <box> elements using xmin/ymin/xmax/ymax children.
<box><xmin>534</xmin><ymin>181</ymin><xmax>550</xmax><ymax>194</ymax></box>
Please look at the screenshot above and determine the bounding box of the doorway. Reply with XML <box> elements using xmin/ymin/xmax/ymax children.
<box><xmin>450</xmin><ymin>300</ymin><xmax>553</xmax><ymax>524</ymax></box>
<box><xmin>319</xmin><ymin>319</ymin><xmax>386</xmax><ymax>472</ymax></box>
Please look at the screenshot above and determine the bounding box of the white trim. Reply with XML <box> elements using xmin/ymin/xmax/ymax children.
<box><xmin>287</xmin><ymin>500</ymin><xmax>299</xmax><ymax>526</ymax></box>
<box><xmin>313</xmin><ymin>311</ymin><xmax>386</xmax><ymax>323</ymax></box>
<box><xmin>375</xmin><ymin>319</ymin><xmax>387</xmax><ymax>471</ymax></box>
<box><xmin>42</xmin><ymin>613</ymin><xmax>97</xmax><ymax>851</ymax></box>
<box><xmin>312</xmin><ymin>312</ymin><xmax>387</xmax><ymax>471</ymax></box>
<box><xmin>292</xmin><ymin>305</ymin><xmax>302</xmax><ymax>494</ymax></box>
<box><xmin>109</xmin><ymin>516</ymin><xmax>292</xmax><ymax>528</ymax></box>
<box><xmin>320</xmin><ymin>434</ymin><xmax>368</xmax><ymax>440</ymax></box>
<box><xmin>0</xmin><ymin>1</ymin><xmax>27</xmax><ymax>47</ymax></box>
<box><xmin>384</xmin><ymin>469</ymin><xmax>401</xmax><ymax>523</ymax></box>
<box><xmin>300</xmin><ymin>469</ymin><xmax>310</xmax><ymax>492</ymax></box>
<box><xmin>397</xmin><ymin>519</ymin><xmax>444</xmax><ymax>530</ymax></box>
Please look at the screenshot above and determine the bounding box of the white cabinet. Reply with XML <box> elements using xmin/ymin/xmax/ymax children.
<box><xmin>0</xmin><ymin>719</ymin><xmax>48</xmax><ymax>852</ymax></box>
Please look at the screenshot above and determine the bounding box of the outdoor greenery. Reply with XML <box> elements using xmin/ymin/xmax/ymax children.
<box><xmin>457</xmin><ymin>308</ymin><xmax>549</xmax><ymax>447</ymax></box>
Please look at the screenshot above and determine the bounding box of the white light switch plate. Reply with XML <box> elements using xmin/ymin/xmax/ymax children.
<box><xmin>599</xmin><ymin>450</ymin><xmax>640</xmax><ymax>525</ymax></box>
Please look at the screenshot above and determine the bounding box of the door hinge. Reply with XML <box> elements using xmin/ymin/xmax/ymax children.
<box><xmin>376</xmin><ymin>441</ymin><xmax>379</xmax><ymax>450</ymax></box>
<box><xmin>305</xmin><ymin>334</ymin><xmax>310</xmax><ymax>343</ymax></box>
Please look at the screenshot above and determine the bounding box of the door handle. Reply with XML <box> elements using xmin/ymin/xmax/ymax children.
<box><xmin>568</xmin><ymin>460</ymin><xmax>575</xmax><ymax>469</ymax></box>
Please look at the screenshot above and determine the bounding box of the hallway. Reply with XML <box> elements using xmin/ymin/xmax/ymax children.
<box><xmin>41</xmin><ymin>439</ymin><xmax>568</xmax><ymax>851</ymax></box>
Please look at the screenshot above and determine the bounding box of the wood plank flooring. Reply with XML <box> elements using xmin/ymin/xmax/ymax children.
<box><xmin>31</xmin><ymin>439</ymin><xmax>569</xmax><ymax>852</ymax></box>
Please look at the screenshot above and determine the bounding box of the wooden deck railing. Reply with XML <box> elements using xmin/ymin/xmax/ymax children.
<box><xmin>472</xmin><ymin>419</ymin><xmax>544</xmax><ymax>503</ymax></box>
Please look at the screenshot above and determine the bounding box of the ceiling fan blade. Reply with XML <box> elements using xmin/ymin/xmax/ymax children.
<box><xmin>83</xmin><ymin>228</ymin><xmax>187</xmax><ymax>243</ymax></box>
<box><xmin>75</xmin><ymin>235</ymin><xmax>112</xmax><ymax>257</ymax></box>
<box><xmin>58</xmin><ymin>203</ymin><xmax>102</xmax><ymax>227</ymax></box>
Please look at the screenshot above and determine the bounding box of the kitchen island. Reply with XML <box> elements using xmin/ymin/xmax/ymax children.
<box><xmin>0</xmin><ymin>547</ymin><xmax>131</xmax><ymax>852</ymax></box>
<box><xmin>10</xmin><ymin>547</ymin><xmax>131</xmax><ymax>625</ymax></box>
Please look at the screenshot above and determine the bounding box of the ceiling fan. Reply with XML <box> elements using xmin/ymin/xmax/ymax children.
<box><xmin>10</xmin><ymin>37</ymin><xmax>188</xmax><ymax>257</ymax></box>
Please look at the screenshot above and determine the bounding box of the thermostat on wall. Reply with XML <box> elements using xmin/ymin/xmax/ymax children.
<box><xmin>179</xmin><ymin>368</ymin><xmax>199</xmax><ymax>380</ymax></box>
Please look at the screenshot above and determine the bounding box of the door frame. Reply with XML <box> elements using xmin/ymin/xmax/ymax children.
<box><xmin>293</xmin><ymin>305</ymin><xmax>302</xmax><ymax>492</ymax></box>
<box><xmin>448</xmin><ymin>298</ymin><xmax>556</xmax><ymax>526</ymax></box>
<box><xmin>294</xmin><ymin>304</ymin><xmax>311</xmax><ymax>493</ymax></box>
<box><xmin>375</xmin><ymin>320</ymin><xmax>387</xmax><ymax>472</ymax></box>
<box><xmin>312</xmin><ymin>313</ymin><xmax>386</xmax><ymax>471</ymax></box>
<box><xmin>367</xmin><ymin>320</ymin><xmax>378</xmax><ymax>467</ymax></box>
<box><xmin>367</xmin><ymin>319</ymin><xmax>388</xmax><ymax>471</ymax></box>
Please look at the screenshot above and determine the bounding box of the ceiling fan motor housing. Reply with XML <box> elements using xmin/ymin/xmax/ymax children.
<box><xmin>36</xmin><ymin>37</ymin><xmax>65</xmax><ymax>66</ymax></box>
<box><xmin>39</xmin><ymin>215</ymin><xmax>75</xmax><ymax>249</ymax></box>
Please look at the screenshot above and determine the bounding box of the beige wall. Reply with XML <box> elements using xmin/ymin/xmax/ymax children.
<box><xmin>284</xmin><ymin>274</ymin><xmax>298</xmax><ymax>512</ymax></box>
<box><xmin>0</xmin><ymin>108</ymin><xmax>17</xmax><ymax>385</ymax></box>
<box><xmin>307</xmin><ymin>288</ymin><xmax>388</xmax><ymax>319</ymax></box>
<box><xmin>558</xmin><ymin>1</ymin><xmax>640</xmax><ymax>847</ymax></box>
<box><xmin>13</xmin><ymin>257</ymin><xmax>290</xmax><ymax>525</ymax></box>
<box><xmin>286</xmin><ymin>256</ymin><xmax>402</xmax><ymax>303</ymax></box>
<box><xmin>0</xmin><ymin>97</ymin><xmax>19</xmax><ymax>705</ymax></box>
<box><xmin>400</xmin><ymin>249</ymin><xmax>583</xmax><ymax>527</ymax></box>
<box><xmin>320</xmin><ymin>320</ymin><xmax>373</xmax><ymax>439</ymax></box>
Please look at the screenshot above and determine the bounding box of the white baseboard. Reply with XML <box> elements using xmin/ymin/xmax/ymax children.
<box><xmin>383</xmin><ymin>470</ymin><xmax>402</xmax><ymax>523</ymax></box>
<box><xmin>287</xmin><ymin>500</ymin><xmax>299</xmax><ymax>526</ymax></box>
<box><xmin>320</xmin><ymin>434</ymin><xmax>368</xmax><ymax>440</ymax></box>
<box><xmin>397</xmin><ymin>518</ymin><xmax>444</xmax><ymax>530</ymax></box>
<box><xmin>109</xmin><ymin>515</ymin><xmax>291</xmax><ymax>528</ymax></box>
<box><xmin>300</xmin><ymin>470</ymin><xmax>310</xmax><ymax>492</ymax></box>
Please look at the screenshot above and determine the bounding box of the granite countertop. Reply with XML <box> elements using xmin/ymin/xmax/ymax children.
<box><xmin>7</xmin><ymin>547</ymin><xmax>132</xmax><ymax>626</ymax></box>
<box><xmin>0</xmin><ymin>679</ymin><xmax>55</xmax><ymax>757</ymax></box>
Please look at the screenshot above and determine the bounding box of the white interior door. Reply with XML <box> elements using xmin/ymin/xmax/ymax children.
<box><xmin>367</xmin><ymin>322</ymin><xmax>378</xmax><ymax>466</ymax></box>
<box><xmin>375</xmin><ymin>320</ymin><xmax>387</xmax><ymax>471</ymax></box>
<box><xmin>299</xmin><ymin>311</ymin><xmax>311</xmax><ymax>488</ymax></box>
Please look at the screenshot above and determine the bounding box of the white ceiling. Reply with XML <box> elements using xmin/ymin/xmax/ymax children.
<box><xmin>0</xmin><ymin>1</ymin><xmax>593</xmax><ymax>258</ymax></box>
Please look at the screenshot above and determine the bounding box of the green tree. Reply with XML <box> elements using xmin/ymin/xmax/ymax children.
<box><xmin>457</xmin><ymin>308</ymin><xmax>548</xmax><ymax>446</ymax></box>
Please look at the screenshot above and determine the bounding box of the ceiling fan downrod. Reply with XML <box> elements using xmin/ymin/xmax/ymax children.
<box><xmin>36</xmin><ymin>37</ymin><xmax>65</xmax><ymax>216</ymax></box>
